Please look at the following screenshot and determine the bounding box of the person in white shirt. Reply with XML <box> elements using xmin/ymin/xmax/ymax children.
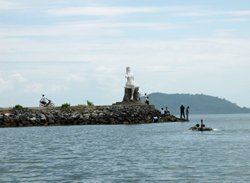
<box><xmin>40</xmin><ymin>94</ymin><xmax>47</xmax><ymax>105</ymax></box>
<box><xmin>160</xmin><ymin>108</ymin><xmax>165</xmax><ymax>115</ymax></box>
<box><xmin>144</xmin><ymin>93</ymin><xmax>148</xmax><ymax>103</ymax></box>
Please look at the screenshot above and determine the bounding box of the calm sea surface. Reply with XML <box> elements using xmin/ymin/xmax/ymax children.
<box><xmin>1</xmin><ymin>113</ymin><xmax>250</xmax><ymax>183</ymax></box>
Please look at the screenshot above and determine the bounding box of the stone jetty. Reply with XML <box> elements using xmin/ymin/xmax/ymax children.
<box><xmin>0</xmin><ymin>105</ymin><xmax>185</xmax><ymax>128</ymax></box>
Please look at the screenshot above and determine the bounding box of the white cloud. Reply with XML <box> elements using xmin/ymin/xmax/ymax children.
<box><xmin>25</xmin><ymin>83</ymin><xmax>44</xmax><ymax>94</ymax></box>
<box><xmin>94</xmin><ymin>65</ymin><xmax>119</xmax><ymax>83</ymax></box>
<box><xmin>0</xmin><ymin>73</ymin><xmax>27</xmax><ymax>92</ymax></box>
<box><xmin>47</xmin><ymin>5</ymin><xmax>216</xmax><ymax>17</ymax></box>
<box><xmin>48</xmin><ymin>84</ymin><xmax>67</xmax><ymax>93</ymax></box>
<box><xmin>66</xmin><ymin>74</ymin><xmax>85</xmax><ymax>82</ymax></box>
<box><xmin>0</xmin><ymin>0</ymin><xmax>21</xmax><ymax>10</ymax></box>
<box><xmin>1</xmin><ymin>32</ymin><xmax>250</xmax><ymax>68</ymax></box>
<box><xmin>193</xmin><ymin>18</ymin><xmax>249</xmax><ymax>24</ymax></box>
<box><xmin>24</xmin><ymin>82</ymin><xmax>68</xmax><ymax>94</ymax></box>
<box><xmin>0</xmin><ymin>77</ymin><xmax>9</xmax><ymax>91</ymax></box>
<box><xmin>0</xmin><ymin>20</ymin><xmax>183</xmax><ymax>62</ymax></box>
<box><xmin>47</xmin><ymin>5</ymin><xmax>250</xmax><ymax>19</ymax></box>
<box><xmin>10</xmin><ymin>73</ymin><xmax>26</xmax><ymax>83</ymax></box>
<box><xmin>0</xmin><ymin>21</ymin><xmax>181</xmax><ymax>40</ymax></box>
<box><xmin>168</xmin><ymin>8</ymin><xmax>250</xmax><ymax>18</ymax></box>
<box><xmin>225</xmin><ymin>10</ymin><xmax>250</xmax><ymax>16</ymax></box>
<box><xmin>48</xmin><ymin>6</ymin><xmax>160</xmax><ymax>16</ymax></box>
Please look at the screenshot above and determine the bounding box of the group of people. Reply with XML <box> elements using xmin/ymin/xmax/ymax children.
<box><xmin>189</xmin><ymin>119</ymin><xmax>213</xmax><ymax>131</ymax></box>
<box><xmin>144</xmin><ymin>93</ymin><xmax>149</xmax><ymax>105</ymax></box>
<box><xmin>160</xmin><ymin>107</ymin><xmax>170</xmax><ymax>116</ymax></box>
<box><xmin>180</xmin><ymin>105</ymin><xmax>189</xmax><ymax>120</ymax></box>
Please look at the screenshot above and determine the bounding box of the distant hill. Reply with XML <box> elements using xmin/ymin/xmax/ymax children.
<box><xmin>148</xmin><ymin>93</ymin><xmax>250</xmax><ymax>114</ymax></box>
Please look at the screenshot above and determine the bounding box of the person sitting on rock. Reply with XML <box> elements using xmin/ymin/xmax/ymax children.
<box><xmin>153</xmin><ymin>116</ymin><xmax>159</xmax><ymax>122</ymax></box>
<box><xmin>160</xmin><ymin>108</ymin><xmax>165</xmax><ymax>115</ymax></box>
<box><xmin>165</xmin><ymin>107</ymin><xmax>170</xmax><ymax>115</ymax></box>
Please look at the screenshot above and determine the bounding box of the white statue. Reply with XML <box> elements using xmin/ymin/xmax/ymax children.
<box><xmin>125</xmin><ymin>66</ymin><xmax>136</xmax><ymax>100</ymax></box>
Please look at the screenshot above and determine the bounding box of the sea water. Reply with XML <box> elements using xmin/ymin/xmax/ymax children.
<box><xmin>0</xmin><ymin>114</ymin><xmax>250</xmax><ymax>183</ymax></box>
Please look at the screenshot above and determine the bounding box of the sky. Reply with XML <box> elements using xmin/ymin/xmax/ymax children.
<box><xmin>0</xmin><ymin>0</ymin><xmax>250</xmax><ymax>108</ymax></box>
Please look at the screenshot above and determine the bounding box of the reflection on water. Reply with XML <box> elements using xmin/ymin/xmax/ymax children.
<box><xmin>0</xmin><ymin>114</ymin><xmax>250</xmax><ymax>182</ymax></box>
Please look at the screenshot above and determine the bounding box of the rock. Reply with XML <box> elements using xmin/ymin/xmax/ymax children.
<box><xmin>4</xmin><ymin>113</ymin><xmax>10</xmax><ymax>116</ymax></box>
<box><xmin>29</xmin><ymin>117</ymin><xmax>37</xmax><ymax>121</ymax></box>
<box><xmin>40</xmin><ymin>114</ymin><xmax>46</xmax><ymax>121</ymax></box>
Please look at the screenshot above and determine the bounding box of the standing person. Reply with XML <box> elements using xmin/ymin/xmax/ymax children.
<box><xmin>180</xmin><ymin>104</ymin><xmax>185</xmax><ymax>119</ymax></box>
<box><xmin>200</xmin><ymin>119</ymin><xmax>204</xmax><ymax>131</ymax></box>
<box><xmin>144</xmin><ymin>93</ymin><xmax>148</xmax><ymax>102</ymax></box>
<box><xmin>144</xmin><ymin>93</ymin><xmax>149</xmax><ymax>104</ymax></box>
<box><xmin>186</xmin><ymin>106</ymin><xmax>190</xmax><ymax>121</ymax></box>
<box><xmin>165</xmin><ymin>107</ymin><xmax>170</xmax><ymax>115</ymax></box>
<box><xmin>138</xmin><ymin>92</ymin><xmax>141</xmax><ymax>101</ymax></box>
<box><xmin>145</xmin><ymin>96</ymin><xmax>149</xmax><ymax>105</ymax></box>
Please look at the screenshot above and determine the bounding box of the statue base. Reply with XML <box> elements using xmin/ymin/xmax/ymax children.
<box><xmin>113</xmin><ymin>87</ymin><xmax>144</xmax><ymax>105</ymax></box>
<box><xmin>113</xmin><ymin>101</ymin><xmax>146</xmax><ymax>106</ymax></box>
<box><xmin>122</xmin><ymin>87</ymin><xmax>140</xmax><ymax>102</ymax></box>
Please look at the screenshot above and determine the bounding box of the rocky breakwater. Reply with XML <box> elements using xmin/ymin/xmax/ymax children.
<box><xmin>0</xmin><ymin>105</ymin><xmax>184</xmax><ymax>128</ymax></box>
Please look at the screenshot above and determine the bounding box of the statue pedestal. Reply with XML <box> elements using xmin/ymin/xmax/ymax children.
<box><xmin>123</xmin><ymin>87</ymin><xmax>139</xmax><ymax>102</ymax></box>
<box><xmin>113</xmin><ymin>87</ymin><xmax>143</xmax><ymax>105</ymax></box>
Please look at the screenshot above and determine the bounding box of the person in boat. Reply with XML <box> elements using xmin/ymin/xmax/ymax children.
<box><xmin>200</xmin><ymin>119</ymin><xmax>206</xmax><ymax>131</ymax></box>
<box><xmin>189</xmin><ymin>119</ymin><xmax>212</xmax><ymax>131</ymax></box>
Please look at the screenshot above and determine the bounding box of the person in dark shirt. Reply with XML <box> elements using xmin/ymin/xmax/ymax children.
<box><xmin>186</xmin><ymin>106</ymin><xmax>190</xmax><ymax>120</ymax></box>
<box><xmin>180</xmin><ymin>105</ymin><xmax>185</xmax><ymax>119</ymax></box>
<box><xmin>145</xmin><ymin>96</ymin><xmax>149</xmax><ymax>105</ymax></box>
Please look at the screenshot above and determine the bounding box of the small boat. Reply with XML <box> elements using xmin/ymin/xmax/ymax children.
<box><xmin>189</xmin><ymin>119</ymin><xmax>213</xmax><ymax>131</ymax></box>
<box><xmin>189</xmin><ymin>126</ymin><xmax>213</xmax><ymax>131</ymax></box>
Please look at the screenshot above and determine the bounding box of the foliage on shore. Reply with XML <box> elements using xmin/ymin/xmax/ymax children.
<box><xmin>61</xmin><ymin>103</ymin><xmax>71</xmax><ymax>109</ymax></box>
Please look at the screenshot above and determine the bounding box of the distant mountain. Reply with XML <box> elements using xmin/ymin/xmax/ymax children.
<box><xmin>148</xmin><ymin>93</ymin><xmax>250</xmax><ymax>114</ymax></box>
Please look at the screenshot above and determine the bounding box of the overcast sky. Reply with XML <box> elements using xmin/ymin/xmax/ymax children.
<box><xmin>0</xmin><ymin>0</ymin><xmax>250</xmax><ymax>108</ymax></box>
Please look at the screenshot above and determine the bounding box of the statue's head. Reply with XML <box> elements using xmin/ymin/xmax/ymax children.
<box><xmin>126</xmin><ymin>66</ymin><xmax>131</xmax><ymax>73</ymax></box>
